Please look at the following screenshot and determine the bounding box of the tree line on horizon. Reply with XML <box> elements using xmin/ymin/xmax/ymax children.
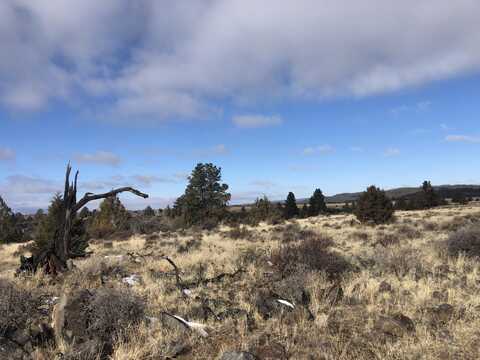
<box><xmin>0</xmin><ymin>163</ymin><xmax>474</xmax><ymax>248</ymax></box>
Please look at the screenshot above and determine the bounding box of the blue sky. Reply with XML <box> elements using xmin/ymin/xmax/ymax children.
<box><xmin>1</xmin><ymin>1</ymin><xmax>480</xmax><ymax>212</ymax></box>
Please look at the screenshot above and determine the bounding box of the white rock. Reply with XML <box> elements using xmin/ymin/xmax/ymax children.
<box><xmin>122</xmin><ymin>274</ymin><xmax>140</xmax><ymax>286</ymax></box>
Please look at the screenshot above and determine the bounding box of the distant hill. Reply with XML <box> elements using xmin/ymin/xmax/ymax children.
<box><xmin>294</xmin><ymin>184</ymin><xmax>480</xmax><ymax>204</ymax></box>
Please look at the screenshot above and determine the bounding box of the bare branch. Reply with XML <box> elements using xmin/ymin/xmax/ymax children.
<box><xmin>74</xmin><ymin>187</ymin><xmax>149</xmax><ymax>212</ymax></box>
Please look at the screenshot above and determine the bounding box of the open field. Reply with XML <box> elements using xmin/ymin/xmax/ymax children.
<box><xmin>2</xmin><ymin>204</ymin><xmax>480</xmax><ymax>359</ymax></box>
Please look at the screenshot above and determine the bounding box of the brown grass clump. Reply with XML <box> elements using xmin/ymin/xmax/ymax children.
<box><xmin>87</xmin><ymin>288</ymin><xmax>145</xmax><ymax>343</ymax></box>
<box><xmin>350</xmin><ymin>231</ymin><xmax>369</xmax><ymax>242</ymax></box>
<box><xmin>393</xmin><ymin>224</ymin><xmax>422</xmax><ymax>240</ymax></box>
<box><xmin>372</xmin><ymin>247</ymin><xmax>425</xmax><ymax>278</ymax></box>
<box><xmin>0</xmin><ymin>279</ymin><xmax>39</xmax><ymax>337</ymax></box>
<box><xmin>271</xmin><ymin>233</ymin><xmax>350</xmax><ymax>278</ymax></box>
<box><xmin>446</xmin><ymin>224</ymin><xmax>480</xmax><ymax>258</ymax></box>
<box><xmin>227</xmin><ymin>225</ymin><xmax>254</xmax><ymax>240</ymax></box>
<box><xmin>374</xmin><ymin>231</ymin><xmax>400</xmax><ymax>247</ymax></box>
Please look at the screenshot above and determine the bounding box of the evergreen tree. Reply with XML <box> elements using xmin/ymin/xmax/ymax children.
<box><xmin>308</xmin><ymin>188</ymin><xmax>327</xmax><ymax>216</ymax></box>
<box><xmin>89</xmin><ymin>196</ymin><xmax>130</xmax><ymax>238</ymax></box>
<box><xmin>34</xmin><ymin>193</ymin><xmax>89</xmax><ymax>256</ymax></box>
<box><xmin>78</xmin><ymin>206</ymin><xmax>91</xmax><ymax>219</ymax></box>
<box><xmin>174</xmin><ymin>163</ymin><xmax>230</xmax><ymax>225</ymax></box>
<box><xmin>284</xmin><ymin>192</ymin><xmax>299</xmax><ymax>219</ymax></box>
<box><xmin>452</xmin><ymin>192</ymin><xmax>468</xmax><ymax>205</ymax></box>
<box><xmin>249</xmin><ymin>196</ymin><xmax>272</xmax><ymax>223</ymax></box>
<box><xmin>164</xmin><ymin>205</ymin><xmax>173</xmax><ymax>218</ymax></box>
<box><xmin>421</xmin><ymin>181</ymin><xmax>439</xmax><ymax>208</ymax></box>
<box><xmin>0</xmin><ymin>196</ymin><xmax>22</xmax><ymax>243</ymax></box>
<box><xmin>143</xmin><ymin>205</ymin><xmax>155</xmax><ymax>217</ymax></box>
<box><xmin>394</xmin><ymin>198</ymin><xmax>408</xmax><ymax>210</ymax></box>
<box><xmin>355</xmin><ymin>186</ymin><xmax>394</xmax><ymax>224</ymax></box>
<box><xmin>300</xmin><ymin>203</ymin><xmax>309</xmax><ymax>218</ymax></box>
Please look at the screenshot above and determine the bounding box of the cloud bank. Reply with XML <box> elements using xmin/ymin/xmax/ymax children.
<box><xmin>233</xmin><ymin>115</ymin><xmax>283</xmax><ymax>128</ymax></box>
<box><xmin>0</xmin><ymin>147</ymin><xmax>15</xmax><ymax>161</ymax></box>
<box><xmin>446</xmin><ymin>135</ymin><xmax>480</xmax><ymax>143</ymax></box>
<box><xmin>1</xmin><ymin>0</ymin><xmax>480</xmax><ymax>120</ymax></box>
<box><xmin>73</xmin><ymin>151</ymin><xmax>121</xmax><ymax>166</ymax></box>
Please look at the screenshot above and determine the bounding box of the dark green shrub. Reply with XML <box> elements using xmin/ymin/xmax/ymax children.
<box><xmin>354</xmin><ymin>186</ymin><xmax>394</xmax><ymax>225</ymax></box>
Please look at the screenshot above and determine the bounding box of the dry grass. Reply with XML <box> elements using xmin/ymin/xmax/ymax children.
<box><xmin>1</xmin><ymin>204</ymin><xmax>480</xmax><ymax>359</ymax></box>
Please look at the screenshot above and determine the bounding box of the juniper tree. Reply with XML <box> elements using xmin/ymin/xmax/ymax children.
<box><xmin>284</xmin><ymin>192</ymin><xmax>299</xmax><ymax>219</ymax></box>
<box><xmin>394</xmin><ymin>197</ymin><xmax>408</xmax><ymax>210</ymax></box>
<box><xmin>0</xmin><ymin>196</ymin><xmax>22</xmax><ymax>244</ymax></box>
<box><xmin>19</xmin><ymin>164</ymin><xmax>148</xmax><ymax>274</ymax></box>
<box><xmin>300</xmin><ymin>203</ymin><xmax>309</xmax><ymax>218</ymax></box>
<box><xmin>143</xmin><ymin>205</ymin><xmax>155</xmax><ymax>217</ymax></box>
<box><xmin>89</xmin><ymin>196</ymin><xmax>130</xmax><ymax>238</ymax></box>
<box><xmin>355</xmin><ymin>186</ymin><xmax>394</xmax><ymax>224</ymax></box>
<box><xmin>34</xmin><ymin>193</ymin><xmax>89</xmax><ymax>257</ymax></box>
<box><xmin>308</xmin><ymin>188</ymin><xmax>327</xmax><ymax>216</ymax></box>
<box><xmin>421</xmin><ymin>181</ymin><xmax>439</xmax><ymax>208</ymax></box>
<box><xmin>78</xmin><ymin>206</ymin><xmax>91</xmax><ymax>219</ymax></box>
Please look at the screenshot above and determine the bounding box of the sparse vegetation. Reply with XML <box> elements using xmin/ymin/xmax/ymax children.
<box><xmin>1</xmin><ymin>202</ymin><xmax>480</xmax><ymax>359</ymax></box>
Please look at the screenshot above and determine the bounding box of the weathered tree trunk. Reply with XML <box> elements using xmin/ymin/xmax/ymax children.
<box><xmin>19</xmin><ymin>164</ymin><xmax>149</xmax><ymax>274</ymax></box>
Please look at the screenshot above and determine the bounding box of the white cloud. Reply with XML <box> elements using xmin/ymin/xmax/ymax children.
<box><xmin>0</xmin><ymin>147</ymin><xmax>15</xmax><ymax>161</ymax></box>
<box><xmin>390</xmin><ymin>105</ymin><xmax>409</xmax><ymax>116</ymax></box>
<box><xmin>350</xmin><ymin>146</ymin><xmax>364</xmax><ymax>152</ymax></box>
<box><xmin>384</xmin><ymin>147</ymin><xmax>401</xmax><ymax>157</ymax></box>
<box><xmin>445</xmin><ymin>135</ymin><xmax>480</xmax><ymax>143</ymax></box>
<box><xmin>303</xmin><ymin>145</ymin><xmax>334</xmax><ymax>155</ymax></box>
<box><xmin>416</xmin><ymin>100</ymin><xmax>432</xmax><ymax>111</ymax></box>
<box><xmin>0</xmin><ymin>172</ymin><xmax>179</xmax><ymax>212</ymax></box>
<box><xmin>0</xmin><ymin>175</ymin><xmax>61</xmax><ymax>212</ymax></box>
<box><xmin>132</xmin><ymin>174</ymin><xmax>181</xmax><ymax>185</ymax></box>
<box><xmin>250</xmin><ymin>180</ymin><xmax>276</xmax><ymax>189</ymax></box>
<box><xmin>73</xmin><ymin>151</ymin><xmax>121</xmax><ymax>166</ymax></box>
<box><xmin>194</xmin><ymin>144</ymin><xmax>229</xmax><ymax>156</ymax></box>
<box><xmin>233</xmin><ymin>115</ymin><xmax>283</xmax><ymax>128</ymax></box>
<box><xmin>390</xmin><ymin>100</ymin><xmax>432</xmax><ymax>115</ymax></box>
<box><xmin>1</xmin><ymin>1</ymin><xmax>480</xmax><ymax>119</ymax></box>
